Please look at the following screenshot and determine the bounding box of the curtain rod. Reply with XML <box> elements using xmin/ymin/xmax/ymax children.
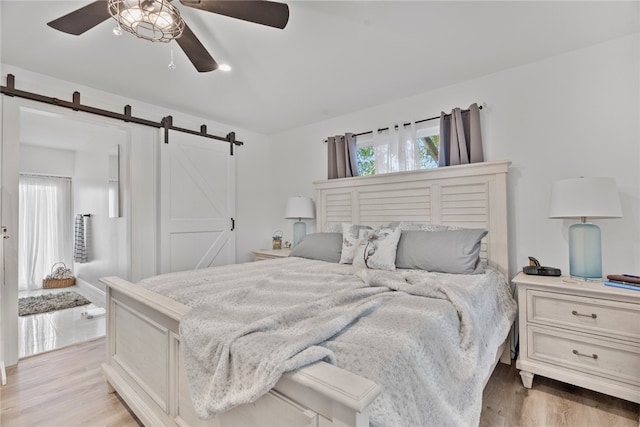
<box><xmin>1</xmin><ymin>74</ymin><xmax>243</xmax><ymax>155</ymax></box>
<box><xmin>20</xmin><ymin>173</ymin><xmax>72</xmax><ymax>180</ymax></box>
<box><xmin>323</xmin><ymin>104</ymin><xmax>483</xmax><ymax>143</ymax></box>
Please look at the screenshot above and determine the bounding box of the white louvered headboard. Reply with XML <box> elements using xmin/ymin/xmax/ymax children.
<box><xmin>314</xmin><ymin>160</ymin><xmax>511</xmax><ymax>277</ymax></box>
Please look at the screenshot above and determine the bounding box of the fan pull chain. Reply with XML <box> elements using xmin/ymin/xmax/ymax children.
<box><xmin>112</xmin><ymin>1</ymin><xmax>123</xmax><ymax>36</ymax></box>
<box><xmin>113</xmin><ymin>23</ymin><xmax>123</xmax><ymax>36</ymax></box>
<box><xmin>168</xmin><ymin>46</ymin><xmax>176</xmax><ymax>70</ymax></box>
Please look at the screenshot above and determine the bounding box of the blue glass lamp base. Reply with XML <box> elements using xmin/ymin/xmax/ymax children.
<box><xmin>293</xmin><ymin>221</ymin><xmax>307</xmax><ymax>248</ymax></box>
<box><xmin>569</xmin><ymin>222</ymin><xmax>602</xmax><ymax>280</ymax></box>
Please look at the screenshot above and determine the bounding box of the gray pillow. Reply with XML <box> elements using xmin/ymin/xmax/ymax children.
<box><xmin>289</xmin><ymin>233</ymin><xmax>343</xmax><ymax>263</ymax></box>
<box><xmin>395</xmin><ymin>229</ymin><xmax>488</xmax><ymax>274</ymax></box>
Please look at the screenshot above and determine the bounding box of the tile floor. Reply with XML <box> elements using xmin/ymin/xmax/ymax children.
<box><xmin>18</xmin><ymin>286</ymin><xmax>105</xmax><ymax>358</ymax></box>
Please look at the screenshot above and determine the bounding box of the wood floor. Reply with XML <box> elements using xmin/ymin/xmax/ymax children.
<box><xmin>480</xmin><ymin>362</ymin><xmax>639</xmax><ymax>427</ymax></box>
<box><xmin>0</xmin><ymin>338</ymin><xmax>141</xmax><ymax>427</ymax></box>
<box><xmin>1</xmin><ymin>338</ymin><xmax>638</xmax><ymax>427</ymax></box>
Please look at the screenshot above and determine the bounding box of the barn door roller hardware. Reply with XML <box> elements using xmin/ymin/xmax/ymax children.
<box><xmin>1</xmin><ymin>74</ymin><xmax>243</xmax><ymax>154</ymax></box>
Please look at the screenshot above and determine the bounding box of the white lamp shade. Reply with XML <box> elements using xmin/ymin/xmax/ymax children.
<box><xmin>285</xmin><ymin>197</ymin><xmax>315</xmax><ymax>220</ymax></box>
<box><xmin>548</xmin><ymin>177</ymin><xmax>623</xmax><ymax>219</ymax></box>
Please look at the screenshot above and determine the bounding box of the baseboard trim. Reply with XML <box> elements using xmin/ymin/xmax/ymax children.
<box><xmin>76</xmin><ymin>278</ymin><xmax>106</xmax><ymax>308</ymax></box>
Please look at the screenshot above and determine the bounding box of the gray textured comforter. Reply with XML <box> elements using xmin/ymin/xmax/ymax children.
<box><xmin>139</xmin><ymin>257</ymin><xmax>516</xmax><ymax>427</ymax></box>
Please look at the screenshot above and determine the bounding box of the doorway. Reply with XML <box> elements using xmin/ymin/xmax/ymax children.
<box><xmin>16</xmin><ymin>173</ymin><xmax>103</xmax><ymax>357</ymax></box>
<box><xmin>9</xmin><ymin>106</ymin><xmax>130</xmax><ymax>358</ymax></box>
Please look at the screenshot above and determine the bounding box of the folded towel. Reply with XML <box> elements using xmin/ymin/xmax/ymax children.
<box><xmin>74</xmin><ymin>214</ymin><xmax>89</xmax><ymax>263</ymax></box>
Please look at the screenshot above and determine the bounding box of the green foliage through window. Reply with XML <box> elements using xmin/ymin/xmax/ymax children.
<box><xmin>356</xmin><ymin>146</ymin><xmax>376</xmax><ymax>176</ymax></box>
<box><xmin>418</xmin><ymin>135</ymin><xmax>439</xmax><ymax>169</ymax></box>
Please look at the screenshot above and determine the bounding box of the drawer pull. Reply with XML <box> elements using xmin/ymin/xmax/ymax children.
<box><xmin>571</xmin><ymin>310</ymin><xmax>597</xmax><ymax>319</ymax></box>
<box><xmin>573</xmin><ymin>349</ymin><xmax>598</xmax><ymax>359</ymax></box>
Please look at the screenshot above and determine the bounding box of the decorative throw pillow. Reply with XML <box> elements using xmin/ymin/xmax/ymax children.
<box><xmin>289</xmin><ymin>233</ymin><xmax>343</xmax><ymax>263</ymax></box>
<box><xmin>352</xmin><ymin>226</ymin><xmax>402</xmax><ymax>271</ymax></box>
<box><xmin>351</xmin><ymin>229</ymin><xmax>373</xmax><ymax>269</ymax></box>
<box><xmin>339</xmin><ymin>223</ymin><xmax>373</xmax><ymax>264</ymax></box>
<box><xmin>395</xmin><ymin>229</ymin><xmax>488</xmax><ymax>274</ymax></box>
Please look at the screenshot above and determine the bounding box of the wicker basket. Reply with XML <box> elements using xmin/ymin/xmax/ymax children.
<box><xmin>42</xmin><ymin>262</ymin><xmax>76</xmax><ymax>289</ymax></box>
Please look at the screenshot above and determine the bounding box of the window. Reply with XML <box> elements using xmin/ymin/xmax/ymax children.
<box><xmin>417</xmin><ymin>134</ymin><xmax>440</xmax><ymax>169</ymax></box>
<box><xmin>356</xmin><ymin>123</ymin><xmax>440</xmax><ymax>176</ymax></box>
<box><xmin>18</xmin><ymin>174</ymin><xmax>73</xmax><ymax>291</ymax></box>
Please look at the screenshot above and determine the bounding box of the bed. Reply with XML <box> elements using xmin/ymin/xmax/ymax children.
<box><xmin>100</xmin><ymin>160</ymin><xmax>514</xmax><ymax>427</ymax></box>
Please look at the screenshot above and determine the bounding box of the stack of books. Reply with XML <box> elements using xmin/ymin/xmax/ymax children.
<box><xmin>605</xmin><ymin>274</ymin><xmax>640</xmax><ymax>291</ymax></box>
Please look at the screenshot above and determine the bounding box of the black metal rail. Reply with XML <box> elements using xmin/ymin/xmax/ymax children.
<box><xmin>1</xmin><ymin>74</ymin><xmax>243</xmax><ymax>154</ymax></box>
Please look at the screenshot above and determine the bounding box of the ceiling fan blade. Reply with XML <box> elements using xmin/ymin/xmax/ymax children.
<box><xmin>179</xmin><ymin>0</ymin><xmax>289</xmax><ymax>29</ymax></box>
<box><xmin>176</xmin><ymin>24</ymin><xmax>219</xmax><ymax>72</ymax></box>
<box><xmin>47</xmin><ymin>1</ymin><xmax>111</xmax><ymax>35</ymax></box>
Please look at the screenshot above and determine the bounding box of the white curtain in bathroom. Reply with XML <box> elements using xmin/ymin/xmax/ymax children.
<box><xmin>18</xmin><ymin>175</ymin><xmax>73</xmax><ymax>291</ymax></box>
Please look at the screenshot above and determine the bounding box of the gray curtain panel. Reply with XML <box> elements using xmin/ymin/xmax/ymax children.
<box><xmin>438</xmin><ymin>103</ymin><xmax>484</xmax><ymax>167</ymax></box>
<box><xmin>327</xmin><ymin>133</ymin><xmax>359</xmax><ymax>179</ymax></box>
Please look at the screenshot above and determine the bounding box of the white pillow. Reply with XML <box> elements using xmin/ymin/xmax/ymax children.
<box><xmin>339</xmin><ymin>223</ymin><xmax>373</xmax><ymax>264</ymax></box>
<box><xmin>351</xmin><ymin>229</ymin><xmax>372</xmax><ymax>269</ymax></box>
<box><xmin>353</xmin><ymin>226</ymin><xmax>402</xmax><ymax>271</ymax></box>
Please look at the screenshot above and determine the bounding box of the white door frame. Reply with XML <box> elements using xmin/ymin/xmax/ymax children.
<box><xmin>2</xmin><ymin>96</ymin><xmax>22</xmax><ymax>367</ymax></box>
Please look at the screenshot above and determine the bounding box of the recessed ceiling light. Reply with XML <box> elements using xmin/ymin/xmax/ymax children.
<box><xmin>219</xmin><ymin>64</ymin><xmax>231</xmax><ymax>72</ymax></box>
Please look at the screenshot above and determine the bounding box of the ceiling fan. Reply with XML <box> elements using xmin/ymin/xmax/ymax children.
<box><xmin>47</xmin><ymin>0</ymin><xmax>289</xmax><ymax>72</ymax></box>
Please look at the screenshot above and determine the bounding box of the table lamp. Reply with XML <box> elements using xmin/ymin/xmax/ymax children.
<box><xmin>548</xmin><ymin>177</ymin><xmax>623</xmax><ymax>280</ymax></box>
<box><xmin>285</xmin><ymin>197</ymin><xmax>315</xmax><ymax>247</ymax></box>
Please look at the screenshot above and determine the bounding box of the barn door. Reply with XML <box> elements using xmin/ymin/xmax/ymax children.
<box><xmin>159</xmin><ymin>131</ymin><xmax>235</xmax><ymax>273</ymax></box>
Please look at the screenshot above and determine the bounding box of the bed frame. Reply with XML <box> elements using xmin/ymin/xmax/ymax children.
<box><xmin>101</xmin><ymin>160</ymin><xmax>512</xmax><ymax>427</ymax></box>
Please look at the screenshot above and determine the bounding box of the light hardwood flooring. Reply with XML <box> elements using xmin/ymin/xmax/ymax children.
<box><xmin>480</xmin><ymin>362</ymin><xmax>639</xmax><ymax>427</ymax></box>
<box><xmin>1</xmin><ymin>338</ymin><xmax>140</xmax><ymax>427</ymax></box>
<box><xmin>1</xmin><ymin>338</ymin><xmax>638</xmax><ymax>427</ymax></box>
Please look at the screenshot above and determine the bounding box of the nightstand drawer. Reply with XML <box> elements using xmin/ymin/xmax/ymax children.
<box><xmin>528</xmin><ymin>325</ymin><xmax>640</xmax><ymax>386</ymax></box>
<box><xmin>527</xmin><ymin>290</ymin><xmax>640</xmax><ymax>342</ymax></box>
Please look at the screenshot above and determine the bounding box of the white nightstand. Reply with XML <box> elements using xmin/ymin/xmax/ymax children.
<box><xmin>513</xmin><ymin>272</ymin><xmax>640</xmax><ymax>403</ymax></box>
<box><xmin>252</xmin><ymin>248</ymin><xmax>292</xmax><ymax>261</ymax></box>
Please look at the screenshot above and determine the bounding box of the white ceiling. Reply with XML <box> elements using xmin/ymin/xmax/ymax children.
<box><xmin>2</xmin><ymin>1</ymin><xmax>639</xmax><ymax>136</ymax></box>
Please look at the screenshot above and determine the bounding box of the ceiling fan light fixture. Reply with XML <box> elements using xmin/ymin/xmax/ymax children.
<box><xmin>108</xmin><ymin>0</ymin><xmax>185</xmax><ymax>43</ymax></box>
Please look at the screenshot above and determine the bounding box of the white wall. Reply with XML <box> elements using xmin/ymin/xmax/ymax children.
<box><xmin>234</xmin><ymin>137</ymin><xmax>274</xmax><ymax>262</ymax></box>
<box><xmin>19</xmin><ymin>144</ymin><xmax>75</xmax><ymax>176</ymax></box>
<box><xmin>19</xmin><ymin>143</ymin><xmax>128</xmax><ymax>293</ymax></box>
<box><xmin>265</xmin><ymin>34</ymin><xmax>640</xmax><ymax>278</ymax></box>
<box><xmin>73</xmin><ymin>149</ymin><xmax>128</xmax><ymax>291</ymax></box>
